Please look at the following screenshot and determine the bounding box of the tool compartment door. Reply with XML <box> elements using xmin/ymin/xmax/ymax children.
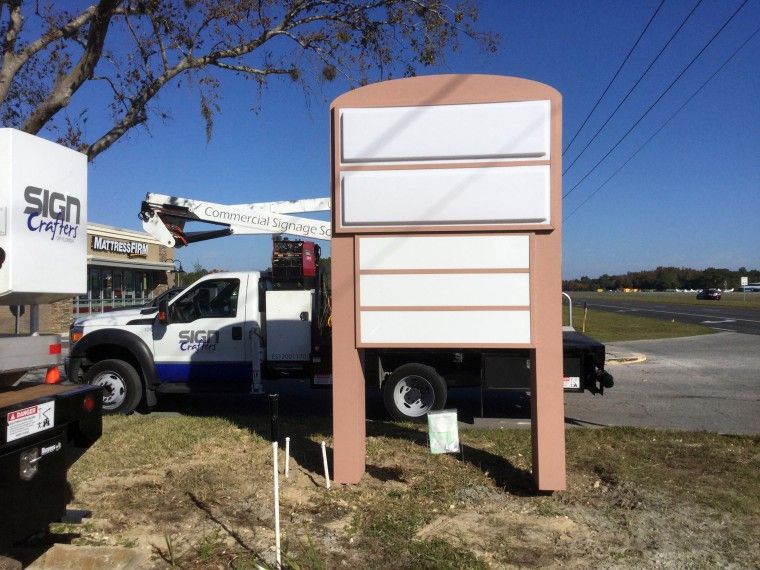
<box><xmin>265</xmin><ymin>290</ymin><xmax>313</xmax><ymax>362</ymax></box>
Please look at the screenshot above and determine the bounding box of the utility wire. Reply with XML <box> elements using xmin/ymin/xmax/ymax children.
<box><xmin>562</xmin><ymin>0</ymin><xmax>666</xmax><ymax>157</ymax></box>
<box><xmin>562</xmin><ymin>0</ymin><xmax>750</xmax><ymax>200</ymax></box>
<box><xmin>564</xmin><ymin>25</ymin><xmax>760</xmax><ymax>222</ymax></box>
<box><xmin>564</xmin><ymin>0</ymin><xmax>704</xmax><ymax>175</ymax></box>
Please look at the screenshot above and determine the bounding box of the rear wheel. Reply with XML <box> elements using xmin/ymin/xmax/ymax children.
<box><xmin>84</xmin><ymin>359</ymin><xmax>142</xmax><ymax>414</ymax></box>
<box><xmin>382</xmin><ymin>363</ymin><xmax>446</xmax><ymax>421</ymax></box>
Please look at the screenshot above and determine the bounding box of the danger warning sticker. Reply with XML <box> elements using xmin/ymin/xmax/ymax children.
<box><xmin>6</xmin><ymin>401</ymin><xmax>55</xmax><ymax>442</ymax></box>
<box><xmin>563</xmin><ymin>376</ymin><xmax>581</xmax><ymax>390</ymax></box>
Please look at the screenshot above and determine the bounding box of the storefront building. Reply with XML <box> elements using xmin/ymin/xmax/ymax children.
<box><xmin>77</xmin><ymin>223</ymin><xmax>175</xmax><ymax>313</ymax></box>
<box><xmin>0</xmin><ymin>223</ymin><xmax>176</xmax><ymax>334</ymax></box>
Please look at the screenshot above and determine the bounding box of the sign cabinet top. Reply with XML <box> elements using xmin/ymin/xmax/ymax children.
<box><xmin>330</xmin><ymin>75</ymin><xmax>561</xmax><ymax>235</ymax></box>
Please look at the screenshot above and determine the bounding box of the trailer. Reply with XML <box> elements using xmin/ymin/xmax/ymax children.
<box><xmin>0</xmin><ymin>129</ymin><xmax>102</xmax><ymax>548</ymax></box>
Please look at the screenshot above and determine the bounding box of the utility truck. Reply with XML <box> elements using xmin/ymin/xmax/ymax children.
<box><xmin>0</xmin><ymin>129</ymin><xmax>102</xmax><ymax>548</ymax></box>
<box><xmin>68</xmin><ymin>193</ymin><xmax>612</xmax><ymax>420</ymax></box>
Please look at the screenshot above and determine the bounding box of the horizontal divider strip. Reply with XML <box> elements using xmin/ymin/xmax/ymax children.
<box><xmin>339</xmin><ymin>159</ymin><xmax>550</xmax><ymax>171</ymax></box>
<box><xmin>359</xmin><ymin>305</ymin><xmax>529</xmax><ymax>312</ymax></box>
<box><xmin>359</xmin><ymin>268</ymin><xmax>529</xmax><ymax>275</ymax></box>
<box><xmin>341</xmin><ymin>223</ymin><xmax>554</xmax><ymax>233</ymax></box>
<box><xmin>357</xmin><ymin>342</ymin><xmax>535</xmax><ymax>349</ymax></box>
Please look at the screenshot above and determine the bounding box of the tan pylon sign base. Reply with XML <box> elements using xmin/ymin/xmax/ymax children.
<box><xmin>330</xmin><ymin>75</ymin><xmax>565</xmax><ymax>491</ymax></box>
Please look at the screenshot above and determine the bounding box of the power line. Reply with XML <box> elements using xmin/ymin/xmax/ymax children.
<box><xmin>562</xmin><ymin>0</ymin><xmax>751</xmax><ymax>200</ymax></box>
<box><xmin>564</xmin><ymin>0</ymin><xmax>704</xmax><ymax>175</ymax></box>
<box><xmin>564</xmin><ymin>25</ymin><xmax>760</xmax><ymax>222</ymax></box>
<box><xmin>562</xmin><ymin>0</ymin><xmax>666</xmax><ymax>157</ymax></box>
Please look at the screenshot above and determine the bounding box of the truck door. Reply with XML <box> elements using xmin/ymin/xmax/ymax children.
<box><xmin>152</xmin><ymin>276</ymin><xmax>250</xmax><ymax>388</ymax></box>
<box><xmin>265</xmin><ymin>290</ymin><xmax>313</xmax><ymax>363</ymax></box>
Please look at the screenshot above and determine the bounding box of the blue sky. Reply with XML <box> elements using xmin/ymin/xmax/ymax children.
<box><xmin>76</xmin><ymin>1</ymin><xmax>759</xmax><ymax>279</ymax></box>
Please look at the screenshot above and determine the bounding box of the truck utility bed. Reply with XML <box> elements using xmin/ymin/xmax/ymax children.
<box><xmin>563</xmin><ymin>329</ymin><xmax>605</xmax><ymax>350</ymax></box>
<box><xmin>0</xmin><ymin>383</ymin><xmax>81</xmax><ymax>410</ymax></box>
<box><xmin>1</xmin><ymin>383</ymin><xmax>102</xmax><ymax>547</ymax></box>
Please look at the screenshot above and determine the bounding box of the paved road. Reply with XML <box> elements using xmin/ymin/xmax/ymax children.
<box><xmin>564</xmin><ymin>332</ymin><xmax>760</xmax><ymax>435</ymax></box>
<box><xmin>574</xmin><ymin>297</ymin><xmax>760</xmax><ymax>335</ymax></box>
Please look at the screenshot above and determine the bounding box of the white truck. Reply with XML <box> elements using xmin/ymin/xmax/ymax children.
<box><xmin>0</xmin><ymin>129</ymin><xmax>102</xmax><ymax>548</ymax></box>
<box><xmin>67</xmin><ymin>194</ymin><xmax>613</xmax><ymax>420</ymax></box>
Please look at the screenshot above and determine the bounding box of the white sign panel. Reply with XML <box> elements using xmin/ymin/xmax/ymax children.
<box><xmin>341</xmin><ymin>100</ymin><xmax>551</xmax><ymax>163</ymax></box>
<box><xmin>342</xmin><ymin>165</ymin><xmax>550</xmax><ymax>227</ymax></box>
<box><xmin>360</xmin><ymin>273</ymin><xmax>530</xmax><ymax>307</ymax></box>
<box><xmin>360</xmin><ymin>310</ymin><xmax>531</xmax><ymax>345</ymax></box>
<box><xmin>359</xmin><ymin>235</ymin><xmax>529</xmax><ymax>271</ymax></box>
<box><xmin>741</xmin><ymin>276</ymin><xmax>748</xmax><ymax>286</ymax></box>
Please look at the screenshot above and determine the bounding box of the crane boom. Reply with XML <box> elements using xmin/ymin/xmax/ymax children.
<box><xmin>139</xmin><ymin>192</ymin><xmax>332</xmax><ymax>247</ymax></box>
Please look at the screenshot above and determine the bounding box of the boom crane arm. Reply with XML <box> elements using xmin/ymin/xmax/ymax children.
<box><xmin>139</xmin><ymin>192</ymin><xmax>332</xmax><ymax>247</ymax></box>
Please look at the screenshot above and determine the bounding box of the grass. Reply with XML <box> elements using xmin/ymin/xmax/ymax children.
<box><xmin>562</xmin><ymin>305</ymin><xmax>713</xmax><ymax>342</ymax></box>
<box><xmin>56</xmin><ymin>414</ymin><xmax>760</xmax><ymax>568</ymax></box>
<box><xmin>569</xmin><ymin>290</ymin><xmax>760</xmax><ymax>309</ymax></box>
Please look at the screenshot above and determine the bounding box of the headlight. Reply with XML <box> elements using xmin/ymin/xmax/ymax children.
<box><xmin>69</xmin><ymin>325</ymin><xmax>84</xmax><ymax>344</ymax></box>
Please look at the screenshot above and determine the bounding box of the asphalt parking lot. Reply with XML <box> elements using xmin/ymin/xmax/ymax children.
<box><xmin>564</xmin><ymin>331</ymin><xmax>760</xmax><ymax>435</ymax></box>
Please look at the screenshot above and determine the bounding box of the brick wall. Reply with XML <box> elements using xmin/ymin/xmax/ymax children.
<box><xmin>0</xmin><ymin>298</ymin><xmax>73</xmax><ymax>335</ymax></box>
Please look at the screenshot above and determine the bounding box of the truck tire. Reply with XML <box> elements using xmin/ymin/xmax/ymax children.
<box><xmin>84</xmin><ymin>359</ymin><xmax>142</xmax><ymax>415</ymax></box>
<box><xmin>382</xmin><ymin>363</ymin><xmax>446</xmax><ymax>421</ymax></box>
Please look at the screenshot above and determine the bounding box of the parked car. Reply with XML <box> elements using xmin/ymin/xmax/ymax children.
<box><xmin>697</xmin><ymin>288</ymin><xmax>721</xmax><ymax>300</ymax></box>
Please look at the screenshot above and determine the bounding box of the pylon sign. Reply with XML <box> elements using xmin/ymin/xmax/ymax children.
<box><xmin>330</xmin><ymin>75</ymin><xmax>565</xmax><ymax>491</ymax></box>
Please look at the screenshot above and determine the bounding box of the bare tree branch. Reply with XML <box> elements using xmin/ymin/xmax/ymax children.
<box><xmin>86</xmin><ymin>59</ymin><xmax>189</xmax><ymax>159</ymax></box>
<box><xmin>149</xmin><ymin>13</ymin><xmax>168</xmax><ymax>73</ymax></box>
<box><xmin>22</xmin><ymin>0</ymin><xmax>119</xmax><ymax>134</ymax></box>
<box><xmin>17</xmin><ymin>6</ymin><xmax>97</xmax><ymax>60</ymax></box>
<box><xmin>0</xmin><ymin>3</ymin><xmax>100</xmax><ymax>111</ymax></box>
<box><xmin>86</xmin><ymin>15</ymin><xmax>292</xmax><ymax>159</ymax></box>
<box><xmin>0</xmin><ymin>0</ymin><xmax>497</xmax><ymax>159</ymax></box>
<box><xmin>211</xmin><ymin>61</ymin><xmax>293</xmax><ymax>76</ymax></box>
<box><xmin>2</xmin><ymin>0</ymin><xmax>22</xmax><ymax>57</ymax></box>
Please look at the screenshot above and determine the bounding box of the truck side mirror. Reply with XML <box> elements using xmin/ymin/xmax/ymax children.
<box><xmin>157</xmin><ymin>300</ymin><xmax>170</xmax><ymax>325</ymax></box>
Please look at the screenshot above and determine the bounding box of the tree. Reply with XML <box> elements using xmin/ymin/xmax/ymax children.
<box><xmin>1</xmin><ymin>1</ymin><xmax>497</xmax><ymax>160</ymax></box>
<box><xmin>181</xmin><ymin>261</ymin><xmax>209</xmax><ymax>285</ymax></box>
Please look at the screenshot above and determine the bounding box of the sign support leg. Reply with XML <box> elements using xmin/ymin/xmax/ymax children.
<box><xmin>331</xmin><ymin>236</ymin><xmax>365</xmax><ymax>484</ymax></box>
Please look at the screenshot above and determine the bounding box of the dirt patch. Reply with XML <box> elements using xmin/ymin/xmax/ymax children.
<box><xmin>10</xmin><ymin>417</ymin><xmax>757</xmax><ymax>569</ymax></box>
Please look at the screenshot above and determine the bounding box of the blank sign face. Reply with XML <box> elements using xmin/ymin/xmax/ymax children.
<box><xmin>341</xmin><ymin>165</ymin><xmax>550</xmax><ymax>227</ymax></box>
<box><xmin>358</xmin><ymin>235</ymin><xmax>530</xmax><ymax>270</ymax></box>
<box><xmin>360</xmin><ymin>310</ymin><xmax>531</xmax><ymax>345</ymax></box>
<box><xmin>341</xmin><ymin>100</ymin><xmax>550</xmax><ymax>163</ymax></box>
<box><xmin>356</xmin><ymin>234</ymin><xmax>533</xmax><ymax>347</ymax></box>
<box><xmin>360</xmin><ymin>273</ymin><xmax>530</xmax><ymax>307</ymax></box>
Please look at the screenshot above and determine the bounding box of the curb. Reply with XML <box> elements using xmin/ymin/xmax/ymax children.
<box><xmin>606</xmin><ymin>354</ymin><xmax>646</xmax><ymax>366</ymax></box>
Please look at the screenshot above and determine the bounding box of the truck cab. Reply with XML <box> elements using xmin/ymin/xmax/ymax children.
<box><xmin>69</xmin><ymin>271</ymin><xmax>265</xmax><ymax>413</ymax></box>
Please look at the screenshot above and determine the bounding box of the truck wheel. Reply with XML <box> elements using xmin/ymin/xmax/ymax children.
<box><xmin>84</xmin><ymin>359</ymin><xmax>142</xmax><ymax>414</ymax></box>
<box><xmin>382</xmin><ymin>364</ymin><xmax>446</xmax><ymax>421</ymax></box>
